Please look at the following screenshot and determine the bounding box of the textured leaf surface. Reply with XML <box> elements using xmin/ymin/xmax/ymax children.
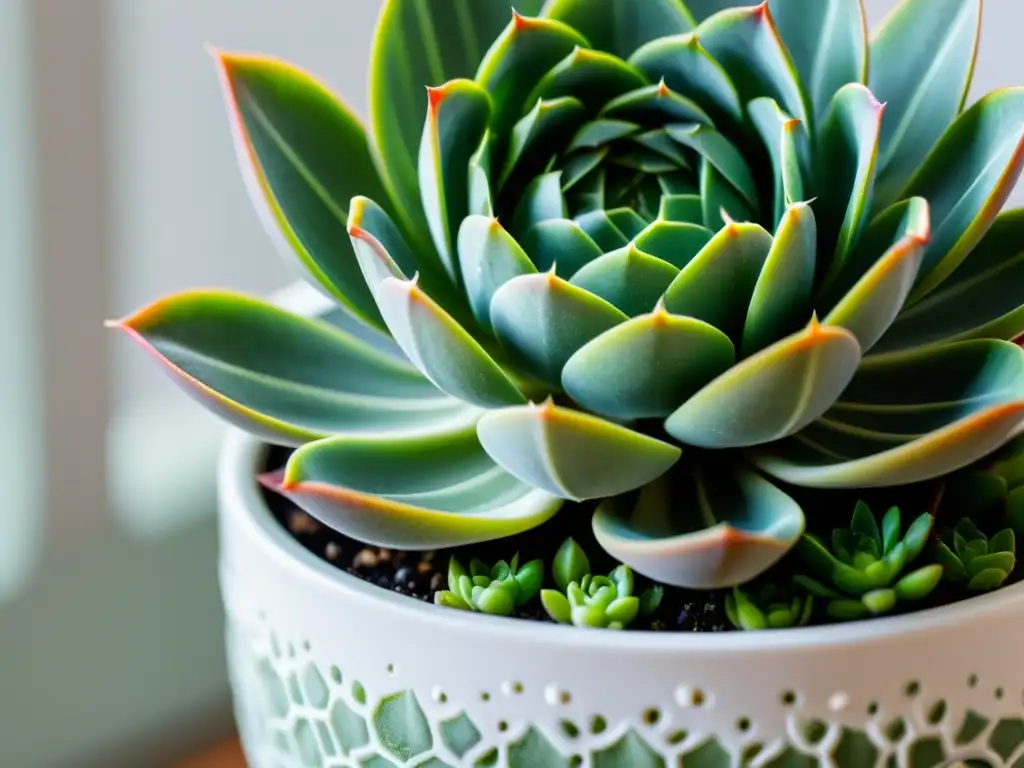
<box><xmin>268</xmin><ymin>424</ymin><xmax>562</xmax><ymax>548</ymax></box>
<box><xmin>563</xmin><ymin>308</ymin><xmax>735</xmax><ymax>419</ymax></box>
<box><xmin>108</xmin><ymin>290</ymin><xmax>472</xmax><ymax>446</ymax></box>
<box><xmin>541</xmin><ymin>0</ymin><xmax>694</xmax><ymax>58</ymax></box>
<box><xmin>628</xmin><ymin>34</ymin><xmax>743</xmax><ymax>126</ymax></box>
<box><xmin>457</xmin><ymin>216</ymin><xmax>537</xmax><ymax>333</ymax></box>
<box><xmin>374</xmin><ymin>277</ymin><xmax>525</xmax><ymax>408</ymax></box>
<box><xmin>477</xmin><ymin>401</ymin><xmax>681</xmax><ymax>500</ymax></box>
<box><xmin>569</xmin><ymin>245</ymin><xmax>679</xmax><ymax>316</ymax></box>
<box><xmin>214</xmin><ymin>53</ymin><xmax>391</xmax><ymax>330</ymax></box>
<box><xmin>816</xmin><ymin>84</ymin><xmax>885</xmax><ymax>270</ymax></box>
<box><xmin>697</xmin><ymin>4</ymin><xmax>811</xmax><ymax>129</ymax></box>
<box><xmin>369</xmin><ymin>0</ymin><xmax>545</xmax><ymax>243</ymax></box>
<box><xmin>419</xmin><ymin>80</ymin><xmax>492</xmax><ymax>279</ymax></box>
<box><xmin>747</xmin><ymin>97</ymin><xmax>810</xmax><ymax>224</ymax></box>
<box><xmin>875</xmin><ymin>210</ymin><xmax>1024</xmax><ymax>354</ymax></box>
<box><xmin>741</xmin><ymin>202</ymin><xmax>817</xmax><ymax>356</ymax></box>
<box><xmin>593</xmin><ymin>464</ymin><xmax>804</xmax><ymax>588</ymax></box>
<box><xmin>756</xmin><ymin>341</ymin><xmax>1024</xmax><ymax>486</ymax></box>
<box><xmin>870</xmin><ymin>0</ymin><xmax>982</xmax><ymax>208</ymax></box>
<box><xmin>476</xmin><ymin>13</ymin><xmax>587</xmax><ymax>135</ymax></box>
<box><xmin>903</xmin><ymin>88</ymin><xmax>1024</xmax><ymax>301</ymax></box>
<box><xmin>490</xmin><ymin>272</ymin><xmax>628</xmax><ymax>385</ymax></box>
<box><xmin>663</xmin><ymin>221</ymin><xmax>773</xmax><ymax>338</ymax></box>
<box><xmin>769</xmin><ymin>0</ymin><xmax>867</xmax><ymax>122</ymax></box>
<box><xmin>667</xmin><ymin>320</ymin><xmax>862</xmax><ymax>448</ymax></box>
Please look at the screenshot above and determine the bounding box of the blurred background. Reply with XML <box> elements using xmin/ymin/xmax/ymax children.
<box><xmin>0</xmin><ymin>0</ymin><xmax>1020</xmax><ymax>765</ymax></box>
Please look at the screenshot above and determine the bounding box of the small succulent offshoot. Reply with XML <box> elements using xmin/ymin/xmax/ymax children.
<box><xmin>934</xmin><ymin>519</ymin><xmax>1017</xmax><ymax>592</ymax></box>
<box><xmin>795</xmin><ymin>502</ymin><xmax>943</xmax><ymax>621</ymax></box>
<box><xmin>435</xmin><ymin>554</ymin><xmax>543</xmax><ymax>617</ymax></box>
<box><xmin>725</xmin><ymin>583</ymin><xmax>813</xmax><ymax>631</ymax></box>
<box><xmin>540</xmin><ymin>539</ymin><xmax>663</xmax><ymax>630</ymax></box>
<box><xmin>942</xmin><ymin>436</ymin><xmax>1024</xmax><ymax>537</ymax></box>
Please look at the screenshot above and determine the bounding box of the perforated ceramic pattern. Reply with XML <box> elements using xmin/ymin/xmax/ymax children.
<box><xmin>225</xmin><ymin>609</ymin><xmax>1024</xmax><ymax>768</ymax></box>
<box><xmin>219</xmin><ymin>431</ymin><xmax>1024</xmax><ymax>768</ymax></box>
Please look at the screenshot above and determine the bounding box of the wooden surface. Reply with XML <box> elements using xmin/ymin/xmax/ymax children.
<box><xmin>176</xmin><ymin>738</ymin><xmax>246</xmax><ymax>767</ymax></box>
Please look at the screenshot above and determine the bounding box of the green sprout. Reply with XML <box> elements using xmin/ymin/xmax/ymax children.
<box><xmin>541</xmin><ymin>539</ymin><xmax>663</xmax><ymax>630</ymax></box>
<box><xmin>794</xmin><ymin>502</ymin><xmax>943</xmax><ymax>621</ymax></box>
<box><xmin>434</xmin><ymin>554</ymin><xmax>543</xmax><ymax>617</ymax></box>
<box><xmin>942</xmin><ymin>436</ymin><xmax>1024</xmax><ymax>537</ymax></box>
<box><xmin>934</xmin><ymin>518</ymin><xmax>1016</xmax><ymax>592</ymax></box>
<box><xmin>725</xmin><ymin>583</ymin><xmax>813</xmax><ymax>631</ymax></box>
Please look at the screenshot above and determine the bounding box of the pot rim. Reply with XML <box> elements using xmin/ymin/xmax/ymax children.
<box><xmin>219</xmin><ymin>423</ymin><xmax>1024</xmax><ymax>654</ymax></box>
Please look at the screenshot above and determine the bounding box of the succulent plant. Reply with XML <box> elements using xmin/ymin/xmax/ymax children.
<box><xmin>541</xmin><ymin>539</ymin><xmax>663</xmax><ymax>630</ymax></box>
<box><xmin>942</xmin><ymin>435</ymin><xmax>1024</xmax><ymax>537</ymax></box>
<box><xmin>934</xmin><ymin>518</ymin><xmax>1017</xmax><ymax>592</ymax></box>
<box><xmin>109</xmin><ymin>0</ymin><xmax>1024</xmax><ymax>591</ymax></box>
<box><xmin>435</xmin><ymin>554</ymin><xmax>544</xmax><ymax>616</ymax></box>
<box><xmin>795</xmin><ymin>502</ymin><xmax>943</xmax><ymax>620</ymax></box>
<box><xmin>725</xmin><ymin>582</ymin><xmax>813</xmax><ymax>631</ymax></box>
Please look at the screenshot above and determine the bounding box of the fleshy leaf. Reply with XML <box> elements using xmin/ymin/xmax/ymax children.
<box><xmin>902</xmin><ymin>87</ymin><xmax>1024</xmax><ymax>302</ymax></box>
<box><xmin>666</xmin><ymin>319</ymin><xmax>862</xmax><ymax>449</ymax></box>
<box><xmin>601</xmin><ymin>83</ymin><xmax>712</xmax><ymax>127</ymax></box>
<box><xmin>700</xmin><ymin>158</ymin><xmax>755</xmax><ymax>227</ymax></box>
<box><xmin>374</xmin><ymin>276</ymin><xmax>526</xmax><ymax>408</ymax></box>
<box><xmin>108</xmin><ymin>290</ymin><xmax>474</xmax><ymax>446</ymax></box>
<box><xmin>457</xmin><ymin>216</ymin><xmax>537</xmax><ymax>333</ymax></box>
<box><xmin>526</xmin><ymin>47</ymin><xmax>648</xmax><ymax>111</ymax></box>
<box><xmin>477</xmin><ymin>401</ymin><xmax>681</xmax><ymax>500</ymax></box>
<box><xmin>542</xmin><ymin>0</ymin><xmax>694</xmax><ymax>58</ymax></box>
<box><xmin>269</xmin><ymin>424</ymin><xmax>561</xmax><ymax>548</ymax></box>
<box><xmin>747</xmin><ymin>98</ymin><xmax>810</xmax><ymax>225</ymax></box>
<box><xmin>870</xmin><ymin>0</ymin><xmax>982</xmax><ymax>209</ymax></box>
<box><xmin>768</xmin><ymin>0</ymin><xmax>867</xmax><ymax>122</ymax></box>
<box><xmin>823</xmin><ymin>228</ymin><xmax>928</xmax><ymax>354</ymax></box>
<box><xmin>490</xmin><ymin>272</ymin><xmax>628</xmax><ymax>385</ymax></box>
<box><xmin>658</xmin><ymin>195</ymin><xmax>705</xmax><ymax>225</ymax></box>
<box><xmin>632</xmin><ymin>220</ymin><xmax>713</xmax><ymax>268</ymax></box>
<box><xmin>476</xmin><ymin>12</ymin><xmax>588</xmax><ymax>135</ymax></box>
<box><xmin>213</xmin><ymin>52</ymin><xmax>392</xmax><ymax>331</ymax></box>
<box><xmin>628</xmin><ymin>34</ymin><xmax>743</xmax><ymax>126</ymax></box>
<box><xmin>741</xmin><ymin>202</ymin><xmax>817</xmax><ymax>357</ymax></box>
<box><xmin>501</xmin><ymin>97</ymin><xmax>586</xmax><ymax>187</ymax></box>
<box><xmin>755</xmin><ymin>340</ymin><xmax>1024</xmax><ymax>487</ymax></box>
<box><xmin>570</xmin><ymin>245</ymin><xmax>680</xmax><ymax>317</ymax></box>
<box><xmin>697</xmin><ymin>4</ymin><xmax>812</xmax><ymax>130</ymax></box>
<box><xmin>513</xmin><ymin>171</ymin><xmax>568</xmax><ymax>237</ymax></box>
<box><xmin>662</xmin><ymin>221</ymin><xmax>774</xmax><ymax>339</ymax></box>
<box><xmin>563</xmin><ymin>306</ymin><xmax>736</xmax><ymax>420</ymax></box>
<box><xmin>874</xmin><ymin>210</ymin><xmax>1024</xmax><ymax>354</ymax></box>
<box><xmin>521</xmin><ymin>219</ymin><xmax>604</xmax><ymax>276</ymax></box>
<box><xmin>573</xmin><ymin>210</ymin><xmax>630</xmax><ymax>251</ymax></box>
<box><xmin>666</xmin><ymin>123</ymin><xmax>759</xmax><ymax>210</ymax></box>
<box><xmin>816</xmin><ymin>83</ymin><xmax>885</xmax><ymax>271</ymax></box>
<box><xmin>369</xmin><ymin>0</ymin><xmax>545</xmax><ymax>255</ymax></box>
<box><xmin>419</xmin><ymin>80</ymin><xmax>492</xmax><ymax>281</ymax></box>
<box><xmin>593</xmin><ymin>464</ymin><xmax>805</xmax><ymax>588</ymax></box>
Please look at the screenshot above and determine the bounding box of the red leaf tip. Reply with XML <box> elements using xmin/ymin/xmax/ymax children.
<box><xmin>656</xmin><ymin>78</ymin><xmax>671</xmax><ymax>97</ymax></box>
<box><xmin>426</xmin><ymin>86</ymin><xmax>447</xmax><ymax>111</ymax></box>
<box><xmin>257</xmin><ymin>469</ymin><xmax>288</xmax><ymax>492</ymax></box>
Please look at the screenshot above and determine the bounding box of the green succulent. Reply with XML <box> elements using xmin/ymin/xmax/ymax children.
<box><xmin>109</xmin><ymin>0</ymin><xmax>1024</xmax><ymax>591</ymax></box>
<box><xmin>795</xmin><ymin>502</ymin><xmax>943</xmax><ymax>621</ymax></box>
<box><xmin>725</xmin><ymin>583</ymin><xmax>813</xmax><ymax>631</ymax></box>
<box><xmin>942</xmin><ymin>435</ymin><xmax>1024</xmax><ymax>537</ymax></box>
<box><xmin>541</xmin><ymin>538</ymin><xmax>663</xmax><ymax>629</ymax></box>
<box><xmin>435</xmin><ymin>553</ymin><xmax>543</xmax><ymax>616</ymax></box>
<box><xmin>934</xmin><ymin>519</ymin><xmax>1017</xmax><ymax>592</ymax></box>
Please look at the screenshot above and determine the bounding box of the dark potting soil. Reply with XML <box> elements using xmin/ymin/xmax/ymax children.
<box><xmin>260</xmin><ymin>446</ymin><xmax>1020</xmax><ymax>632</ymax></box>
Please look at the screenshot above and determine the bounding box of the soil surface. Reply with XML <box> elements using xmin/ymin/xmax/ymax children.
<box><xmin>261</xmin><ymin>446</ymin><xmax>1020</xmax><ymax>632</ymax></box>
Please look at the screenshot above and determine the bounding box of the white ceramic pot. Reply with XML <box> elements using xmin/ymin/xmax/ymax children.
<box><xmin>218</xmin><ymin>285</ymin><xmax>1024</xmax><ymax>768</ymax></box>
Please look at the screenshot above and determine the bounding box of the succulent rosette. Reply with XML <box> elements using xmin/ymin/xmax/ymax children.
<box><xmin>110</xmin><ymin>0</ymin><xmax>1024</xmax><ymax>588</ymax></box>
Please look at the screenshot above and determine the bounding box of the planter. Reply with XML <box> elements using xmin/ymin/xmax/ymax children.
<box><xmin>219</xmin><ymin>424</ymin><xmax>1024</xmax><ymax>768</ymax></box>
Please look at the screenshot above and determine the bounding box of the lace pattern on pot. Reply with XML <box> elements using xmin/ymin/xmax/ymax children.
<box><xmin>226</xmin><ymin>612</ymin><xmax>1024</xmax><ymax>768</ymax></box>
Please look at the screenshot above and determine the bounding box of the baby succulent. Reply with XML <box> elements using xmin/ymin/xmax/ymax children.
<box><xmin>942</xmin><ymin>436</ymin><xmax>1024</xmax><ymax>537</ymax></box>
<box><xmin>110</xmin><ymin>0</ymin><xmax>1024</xmax><ymax>593</ymax></box>
<box><xmin>795</xmin><ymin>502</ymin><xmax>943</xmax><ymax>621</ymax></box>
<box><xmin>725</xmin><ymin>583</ymin><xmax>813</xmax><ymax>631</ymax></box>
<box><xmin>435</xmin><ymin>554</ymin><xmax>543</xmax><ymax>617</ymax></box>
<box><xmin>541</xmin><ymin>539</ymin><xmax>663</xmax><ymax>630</ymax></box>
<box><xmin>935</xmin><ymin>519</ymin><xmax>1017</xmax><ymax>592</ymax></box>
